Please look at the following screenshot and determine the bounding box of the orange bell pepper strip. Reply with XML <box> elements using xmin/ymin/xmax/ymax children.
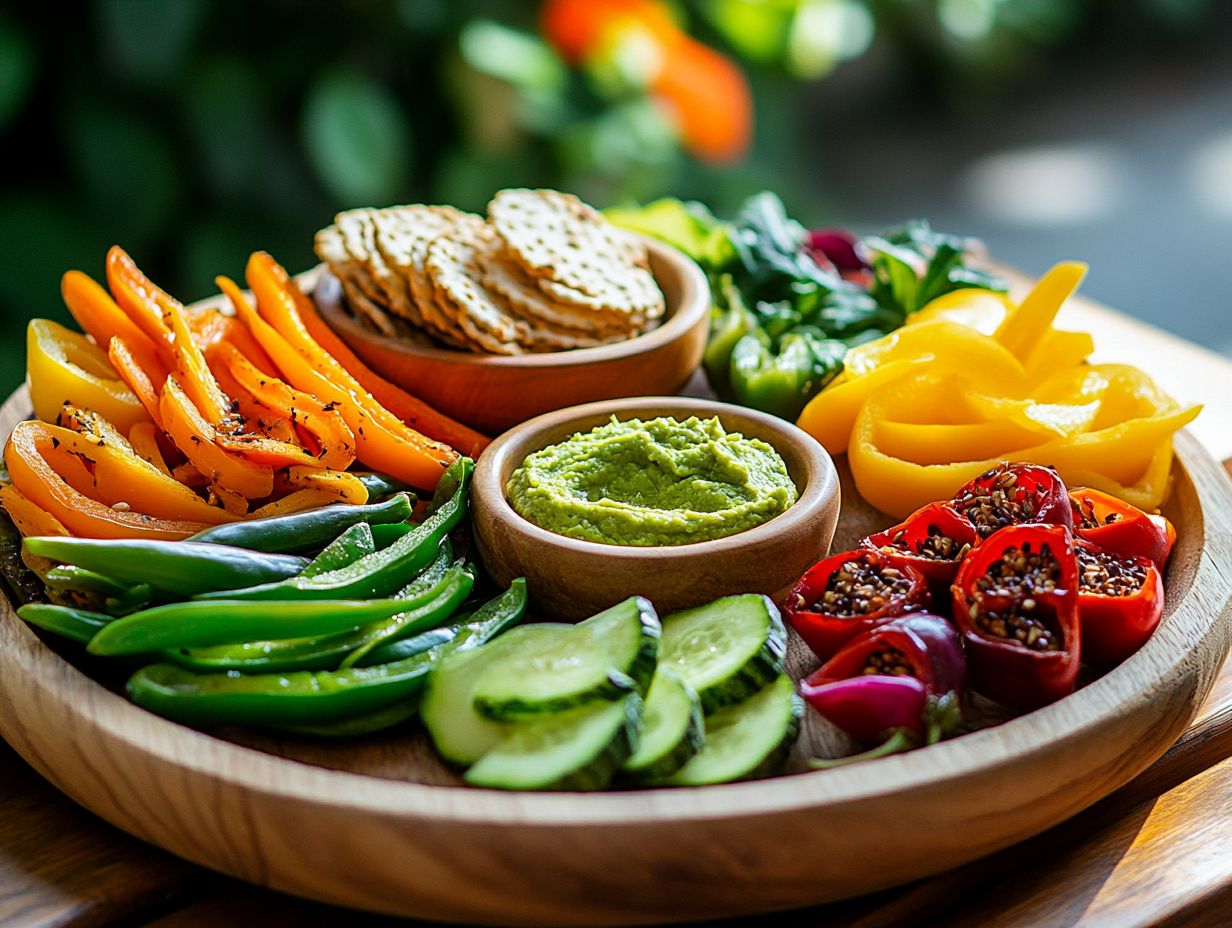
<box><xmin>246</xmin><ymin>254</ymin><xmax>484</xmax><ymax>455</ymax></box>
<box><xmin>0</xmin><ymin>484</ymin><xmax>69</xmax><ymax>537</ymax></box>
<box><xmin>61</xmin><ymin>270</ymin><xmax>168</xmax><ymax>383</ymax></box>
<box><xmin>26</xmin><ymin>319</ymin><xmax>149</xmax><ymax>433</ymax></box>
<box><xmin>128</xmin><ymin>421</ymin><xmax>172</xmax><ymax>476</ymax></box>
<box><xmin>222</xmin><ymin>276</ymin><xmax>454</xmax><ymax>490</ymax></box>
<box><xmin>5</xmin><ymin>420</ymin><xmax>213</xmax><ymax>540</ymax></box>
<box><xmin>47</xmin><ymin>412</ymin><xmax>235</xmax><ymax>525</ymax></box>
<box><xmin>286</xmin><ymin>263</ymin><xmax>489</xmax><ymax>455</ymax></box>
<box><xmin>107</xmin><ymin>337</ymin><xmax>165</xmax><ymax>430</ymax></box>
<box><xmin>211</xmin><ymin>340</ymin><xmax>356</xmax><ymax>470</ymax></box>
<box><xmin>172</xmin><ymin>460</ymin><xmax>209</xmax><ymax>488</ymax></box>
<box><xmin>104</xmin><ymin>246</ymin><xmax>175</xmax><ymax>350</ymax></box>
<box><xmin>277</xmin><ymin>465</ymin><xmax>369</xmax><ymax>505</ymax></box>
<box><xmin>159</xmin><ymin>376</ymin><xmax>275</xmax><ymax>500</ymax></box>
<box><xmin>165</xmin><ymin>298</ymin><xmax>233</xmax><ymax>427</ymax></box>
<box><xmin>189</xmin><ymin>308</ymin><xmax>278</xmax><ymax>376</ymax></box>
<box><xmin>207</xmin><ymin>481</ymin><xmax>250</xmax><ymax>517</ymax></box>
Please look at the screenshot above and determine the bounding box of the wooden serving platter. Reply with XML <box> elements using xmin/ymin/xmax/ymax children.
<box><xmin>1</xmin><ymin>386</ymin><xmax>1230</xmax><ymax>924</ymax></box>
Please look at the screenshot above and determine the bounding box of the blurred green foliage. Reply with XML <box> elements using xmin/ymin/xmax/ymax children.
<box><xmin>0</xmin><ymin>0</ymin><xmax>1218</xmax><ymax>385</ymax></box>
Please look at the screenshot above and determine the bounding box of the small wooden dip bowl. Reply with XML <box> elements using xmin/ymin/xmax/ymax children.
<box><xmin>472</xmin><ymin>396</ymin><xmax>842</xmax><ymax>619</ymax></box>
<box><xmin>313</xmin><ymin>238</ymin><xmax>711</xmax><ymax>434</ymax></box>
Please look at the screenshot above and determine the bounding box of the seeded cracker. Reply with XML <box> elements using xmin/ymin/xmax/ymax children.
<box><xmin>425</xmin><ymin>226</ymin><xmax>525</xmax><ymax>355</ymax></box>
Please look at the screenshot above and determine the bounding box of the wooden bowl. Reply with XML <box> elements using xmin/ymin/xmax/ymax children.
<box><xmin>1</xmin><ymin>372</ymin><xmax>1231</xmax><ymax>925</ymax></box>
<box><xmin>471</xmin><ymin>396</ymin><xmax>842</xmax><ymax>619</ymax></box>
<box><xmin>313</xmin><ymin>238</ymin><xmax>711</xmax><ymax>434</ymax></box>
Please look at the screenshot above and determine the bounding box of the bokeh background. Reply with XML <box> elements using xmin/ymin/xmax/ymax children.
<box><xmin>1</xmin><ymin>0</ymin><xmax>1229</xmax><ymax>384</ymax></box>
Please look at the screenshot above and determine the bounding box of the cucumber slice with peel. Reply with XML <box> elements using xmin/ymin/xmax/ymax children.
<box><xmin>621</xmin><ymin>670</ymin><xmax>704</xmax><ymax>782</ymax></box>
<box><xmin>464</xmin><ymin>693</ymin><xmax>644</xmax><ymax>791</ymax></box>
<box><xmin>471</xmin><ymin>596</ymin><xmax>660</xmax><ymax>720</ymax></box>
<box><xmin>659</xmin><ymin>594</ymin><xmax>786</xmax><ymax>713</ymax></box>
<box><xmin>654</xmin><ymin>674</ymin><xmax>802</xmax><ymax>787</ymax></box>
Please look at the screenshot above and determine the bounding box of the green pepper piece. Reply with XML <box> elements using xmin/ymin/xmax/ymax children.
<box><xmin>301</xmin><ymin>523</ymin><xmax>376</xmax><ymax>578</ymax></box>
<box><xmin>166</xmin><ymin>563</ymin><xmax>472</xmax><ymax>674</ymax></box>
<box><xmin>370</xmin><ymin>522</ymin><xmax>415</xmax><ymax>550</ymax></box>
<box><xmin>125</xmin><ymin>579</ymin><xmax>528</xmax><ymax>729</ymax></box>
<box><xmin>271</xmin><ymin>697</ymin><xmax>422</xmax><ymax>739</ymax></box>
<box><xmin>23</xmin><ymin>537</ymin><xmax>309</xmax><ymax>597</ymax></box>
<box><xmin>186</xmin><ymin>492</ymin><xmax>414</xmax><ymax>553</ymax></box>
<box><xmin>702</xmin><ymin>275</ymin><xmax>758</xmax><ymax>400</ymax></box>
<box><xmin>43</xmin><ymin>565</ymin><xmax>130</xmax><ymax>598</ymax></box>
<box><xmin>18</xmin><ymin>603</ymin><xmax>116</xmax><ymax>644</ymax></box>
<box><xmin>729</xmin><ymin>330</ymin><xmax>847</xmax><ymax>420</ymax></box>
<box><xmin>195</xmin><ymin>459</ymin><xmax>472</xmax><ymax>603</ymax></box>
<box><xmin>354</xmin><ymin>472</ymin><xmax>415</xmax><ymax>502</ymax></box>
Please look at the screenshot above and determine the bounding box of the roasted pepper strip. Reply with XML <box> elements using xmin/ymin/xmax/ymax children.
<box><xmin>781</xmin><ymin>549</ymin><xmax>931</xmax><ymax>661</ymax></box>
<box><xmin>1070</xmin><ymin>487</ymin><xmax>1173</xmax><ymax>571</ymax></box>
<box><xmin>159</xmin><ymin>376</ymin><xmax>274</xmax><ymax>500</ymax></box>
<box><xmin>800</xmin><ymin>613</ymin><xmax>965</xmax><ymax>746</ymax></box>
<box><xmin>861</xmin><ymin>502</ymin><xmax>979</xmax><ymax>602</ymax></box>
<box><xmin>5</xmin><ymin>420</ymin><xmax>212</xmax><ymax>540</ymax></box>
<box><xmin>60</xmin><ymin>270</ymin><xmax>169</xmax><ymax>383</ymax></box>
<box><xmin>127</xmin><ymin>421</ymin><xmax>172</xmax><ymax>475</ymax></box>
<box><xmin>952</xmin><ymin>524</ymin><xmax>1080</xmax><ymax>708</ymax></box>
<box><xmin>0</xmin><ymin>483</ymin><xmax>70</xmax><ymax>537</ymax></box>
<box><xmin>190</xmin><ymin>493</ymin><xmax>412</xmax><ymax>553</ymax></box>
<box><xmin>104</xmin><ymin>246</ymin><xmax>176</xmax><ymax>349</ymax></box>
<box><xmin>255</xmin><ymin>253</ymin><xmax>489</xmax><ymax>456</ymax></box>
<box><xmin>1074</xmin><ymin>541</ymin><xmax>1164</xmax><ymax>667</ymax></box>
<box><xmin>24</xmin><ymin>535</ymin><xmax>309</xmax><ymax>596</ymax></box>
<box><xmin>26</xmin><ymin>319</ymin><xmax>149</xmax><ymax>433</ymax></box>
<box><xmin>107</xmin><ymin>337</ymin><xmax>165</xmax><ymax>429</ymax></box>
<box><xmin>277</xmin><ymin>466</ymin><xmax>369</xmax><ymax>506</ymax></box>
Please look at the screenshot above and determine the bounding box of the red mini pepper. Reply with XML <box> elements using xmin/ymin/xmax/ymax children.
<box><xmin>1074</xmin><ymin>540</ymin><xmax>1164</xmax><ymax>668</ymax></box>
<box><xmin>951</xmin><ymin>462</ymin><xmax>1073</xmax><ymax>539</ymax></box>
<box><xmin>800</xmin><ymin>613</ymin><xmax>966</xmax><ymax>762</ymax></box>
<box><xmin>781</xmin><ymin>549</ymin><xmax>931</xmax><ymax>662</ymax></box>
<box><xmin>1070</xmin><ymin>487</ymin><xmax>1174</xmax><ymax>571</ymax></box>
<box><xmin>952</xmin><ymin>523</ymin><xmax>1081</xmax><ymax>709</ymax></box>
<box><xmin>862</xmin><ymin>501</ymin><xmax>981</xmax><ymax>603</ymax></box>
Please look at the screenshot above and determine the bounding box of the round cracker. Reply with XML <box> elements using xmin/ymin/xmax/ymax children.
<box><xmin>425</xmin><ymin>228</ymin><xmax>527</xmax><ymax>355</ymax></box>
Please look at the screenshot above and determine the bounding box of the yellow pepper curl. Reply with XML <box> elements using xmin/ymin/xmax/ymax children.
<box><xmin>796</xmin><ymin>262</ymin><xmax>1201</xmax><ymax>518</ymax></box>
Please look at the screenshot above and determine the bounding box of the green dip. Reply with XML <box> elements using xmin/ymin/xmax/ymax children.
<box><xmin>506</xmin><ymin>415</ymin><xmax>798</xmax><ymax>547</ymax></box>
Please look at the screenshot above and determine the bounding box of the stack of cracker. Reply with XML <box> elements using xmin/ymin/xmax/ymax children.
<box><xmin>313</xmin><ymin>189</ymin><xmax>665</xmax><ymax>355</ymax></box>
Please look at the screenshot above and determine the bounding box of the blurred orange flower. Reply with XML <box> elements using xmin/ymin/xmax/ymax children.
<box><xmin>539</xmin><ymin>0</ymin><xmax>752</xmax><ymax>164</ymax></box>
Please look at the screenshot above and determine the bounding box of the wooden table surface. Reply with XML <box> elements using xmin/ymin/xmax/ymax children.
<box><xmin>2</xmin><ymin>285</ymin><xmax>1232</xmax><ymax>928</ymax></box>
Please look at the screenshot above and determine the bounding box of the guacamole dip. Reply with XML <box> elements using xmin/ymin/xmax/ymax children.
<box><xmin>506</xmin><ymin>415</ymin><xmax>798</xmax><ymax>546</ymax></box>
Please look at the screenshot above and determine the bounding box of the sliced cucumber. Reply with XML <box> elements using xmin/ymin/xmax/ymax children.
<box><xmin>464</xmin><ymin>693</ymin><xmax>643</xmax><ymax>791</ymax></box>
<box><xmin>421</xmin><ymin>624</ymin><xmax>567</xmax><ymax>766</ymax></box>
<box><xmin>659</xmin><ymin>594</ymin><xmax>786</xmax><ymax>713</ymax></box>
<box><xmin>470</xmin><ymin>596</ymin><xmax>660</xmax><ymax>720</ymax></box>
<box><xmin>654</xmin><ymin>675</ymin><xmax>802</xmax><ymax>787</ymax></box>
<box><xmin>621</xmin><ymin>670</ymin><xmax>704</xmax><ymax>782</ymax></box>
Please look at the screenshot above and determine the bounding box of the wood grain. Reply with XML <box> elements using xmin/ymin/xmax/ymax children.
<box><xmin>0</xmin><ymin>367</ymin><xmax>1230</xmax><ymax>924</ymax></box>
<box><xmin>471</xmin><ymin>395</ymin><xmax>841</xmax><ymax>619</ymax></box>
<box><xmin>315</xmin><ymin>238</ymin><xmax>711</xmax><ymax>434</ymax></box>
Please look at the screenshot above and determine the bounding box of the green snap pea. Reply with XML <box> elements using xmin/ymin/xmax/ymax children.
<box><xmin>163</xmin><ymin>550</ymin><xmax>470</xmax><ymax>674</ymax></box>
<box><xmin>18</xmin><ymin>603</ymin><xmax>117</xmax><ymax>644</ymax></box>
<box><xmin>24</xmin><ymin>537</ymin><xmax>308</xmax><ymax>597</ymax></box>
<box><xmin>125</xmin><ymin>577</ymin><xmax>528</xmax><ymax>728</ymax></box>
<box><xmin>301</xmin><ymin>523</ymin><xmax>375</xmax><ymax>578</ymax></box>
<box><xmin>186</xmin><ymin>493</ymin><xmax>414</xmax><ymax>553</ymax></box>
<box><xmin>194</xmin><ymin>458</ymin><xmax>472</xmax><ymax>603</ymax></box>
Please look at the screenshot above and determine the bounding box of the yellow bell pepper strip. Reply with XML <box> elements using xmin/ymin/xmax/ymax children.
<box><xmin>61</xmin><ymin>270</ymin><xmax>169</xmax><ymax>384</ymax></box>
<box><xmin>909</xmin><ymin>288</ymin><xmax>1014</xmax><ymax>334</ymax></box>
<box><xmin>107</xmin><ymin>336</ymin><xmax>165</xmax><ymax>430</ymax></box>
<box><xmin>211</xmin><ymin>341</ymin><xmax>356</xmax><ymax>471</ymax></box>
<box><xmin>276</xmin><ymin>466</ymin><xmax>370</xmax><ymax>506</ymax></box>
<box><xmin>159</xmin><ymin>376</ymin><xmax>275</xmax><ymax>501</ymax></box>
<box><xmin>257</xmin><ymin>253</ymin><xmax>490</xmax><ymax>456</ymax></box>
<box><xmin>26</xmin><ymin>319</ymin><xmax>148</xmax><ymax>433</ymax></box>
<box><xmin>38</xmin><ymin>415</ymin><xmax>235</xmax><ymax>525</ymax></box>
<box><xmin>128</xmin><ymin>421</ymin><xmax>172</xmax><ymax>476</ymax></box>
<box><xmin>245</xmin><ymin>255</ymin><xmax>471</xmax><ymax>463</ymax></box>
<box><xmin>0</xmin><ymin>484</ymin><xmax>69</xmax><ymax>538</ymax></box>
<box><xmin>208</xmin><ymin>482</ymin><xmax>250</xmax><ymax>517</ymax></box>
<box><xmin>104</xmin><ymin>246</ymin><xmax>175</xmax><ymax>350</ymax></box>
<box><xmin>221</xmin><ymin>276</ymin><xmax>455</xmax><ymax>491</ymax></box>
<box><xmin>872</xmin><ymin>418</ymin><xmax>1046</xmax><ymax>466</ymax></box>
<box><xmin>5</xmin><ymin>421</ymin><xmax>213</xmax><ymax>540</ymax></box>
<box><xmin>993</xmin><ymin>261</ymin><xmax>1086</xmax><ymax>361</ymax></box>
<box><xmin>249</xmin><ymin>488</ymin><xmax>344</xmax><ymax>518</ymax></box>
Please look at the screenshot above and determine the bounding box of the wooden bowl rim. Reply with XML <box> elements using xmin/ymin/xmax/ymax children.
<box><xmin>471</xmin><ymin>395</ymin><xmax>840</xmax><ymax>560</ymax></box>
<box><xmin>1</xmin><ymin>383</ymin><xmax>1230</xmax><ymax>828</ymax></box>
<box><xmin>314</xmin><ymin>237</ymin><xmax>711</xmax><ymax>369</ymax></box>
